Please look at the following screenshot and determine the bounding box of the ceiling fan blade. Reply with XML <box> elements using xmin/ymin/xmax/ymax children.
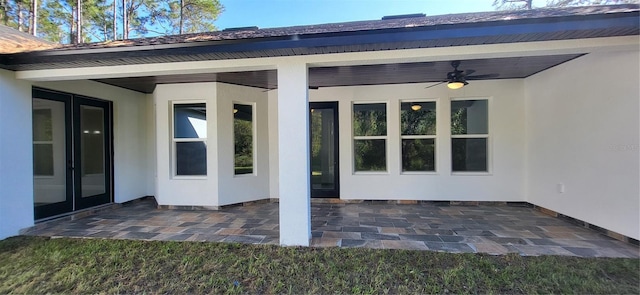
<box><xmin>424</xmin><ymin>81</ymin><xmax>447</xmax><ymax>89</ymax></box>
<box><xmin>467</xmin><ymin>73</ymin><xmax>500</xmax><ymax>80</ymax></box>
<box><xmin>464</xmin><ymin>69</ymin><xmax>476</xmax><ymax>76</ymax></box>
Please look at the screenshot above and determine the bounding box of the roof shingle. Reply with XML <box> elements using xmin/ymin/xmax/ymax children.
<box><xmin>0</xmin><ymin>25</ymin><xmax>56</xmax><ymax>53</ymax></box>
<box><xmin>59</xmin><ymin>4</ymin><xmax>639</xmax><ymax>51</ymax></box>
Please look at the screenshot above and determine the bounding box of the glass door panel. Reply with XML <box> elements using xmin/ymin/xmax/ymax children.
<box><xmin>80</xmin><ymin>105</ymin><xmax>106</xmax><ymax>198</ymax></box>
<box><xmin>310</xmin><ymin>102</ymin><xmax>339</xmax><ymax>198</ymax></box>
<box><xmin>74</xmin><ymin>97</ymin><xmax>112</xmax><ymax>210</ymax></box>
<box><xmin>33</xmin><ymin>92</ymin><xmax>73</xmax><ymax>219</ymax></box>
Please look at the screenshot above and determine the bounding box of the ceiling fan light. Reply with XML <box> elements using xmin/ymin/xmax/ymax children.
<box><xmin>447</xmin><ymin>81</ymin><xmax>466</xmax><ymax>90</ymax></box>
<box><xmin>411</xmin><ymin>104</ymin><xmax>422</xmax><ymax>111</ymax></box>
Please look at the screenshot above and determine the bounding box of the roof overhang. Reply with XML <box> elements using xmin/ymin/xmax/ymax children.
<box><xmin>0</xmin><ymin>5</ymin><xmax>637</xmax><ymax>72</ymax></box>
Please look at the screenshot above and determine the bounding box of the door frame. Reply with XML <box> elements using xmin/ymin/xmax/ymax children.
<box><xmin>32</xmin><ymin>87</ymin><xmax>114</xmax><ymax>220</ymax></box>
<box><xmin>32</xmin><ymin>88</ymin><xmax>74</xmax><ymax>219</ymax></box>
<box><xmin>73</xmin><ymin>95</ymin><xmax>114</xmax><ymax>210</ymax></box>
<box><xmin>309</xmin><ymin>101</ymin><xmax>340</xmax><ymax>198</ymax></box>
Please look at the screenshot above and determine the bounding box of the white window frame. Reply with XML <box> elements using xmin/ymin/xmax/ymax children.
<box><xmin>233</xmin><ymin>102</ymin><xmax>257</xmax><ymax>177</ymax></box>
<box><xmin>352</xmin><ymin>101</ymin><xmax>389</xmax><ymax>174</ymax></box>
<box><xmin>171</xmin><ymin>101</ymin><xmax>207</xmax><ymax>179</ymax></box>
<box><xmin>400</xmin><ymin>99</ymin><xmax>438</xmax><ymax>175</ymax></box>
<box><xmin>450</xmin><ymin>97</ymin><xmax>491</xmax><ymax>175</ymax></box>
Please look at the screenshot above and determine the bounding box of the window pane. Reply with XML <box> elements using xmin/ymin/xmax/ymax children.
<box><xmin>353</xmin><ymin>103</ymin><xmax>386</xmax><ymax>136</ymax></box>
<box><xmin>452</xmin><ymin>138</ymin><xmax>487</xmax><ymax>172</ymax></box>
<box><xmin>354</xmin><ymin>139</ymin><xmax>386</xmax><ymax>171</ymax></box>
<box><xmin>33</xmin><ymin>144</ymin><xmax>54</xmax><ymax>176</ymax></box>
<box><xmin>176</xmin><ymin>142</ymin><xmax>207</xmax><ymax>175</ymax></box>
<box><xmin>33</xmin><ymin>109</ymin><xmax>53</xmax><ymax>141</ymax></box>
<box><xmin>311</xmin><ymin>108</ymin><xmax>336</xmax><ymax>190</ymax></box>
<box><xmin>80</xmin><ymin>105</ymin><xmax>106</xmax><ymax>198</ymax></box>
<box><xmin>234</xmin><ymin>104</ymin><xmax>253</xmax><ymax>175</ymax></box>
<box><xmin>81</xmin><ymin>106</ymin><xmax>104</xmax><ymax>175</ymax></box>
<box><xmin>174</xmin><ymin>103</ymin><xmax>206</xmax><ymax>139</ymax></box>
<box><xmin>401</xmin><ymin>102</ymin><xmax>436</xmax><ymax>135</ymax></box>
<box><xmin>451</xmin><ymin>100</ymin><xmax>488</xmax><ymax>135</ymax></box>
<box><xmin>402</xmin><ymin>139</ymin><xmax>435</xmax><ymax>172</ymax></box>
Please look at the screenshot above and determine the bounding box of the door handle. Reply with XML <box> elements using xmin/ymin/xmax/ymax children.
<box><xmin>67</xmin><ymin>160</ymin><xmax>74</xmax><ymax>170</ymax></box>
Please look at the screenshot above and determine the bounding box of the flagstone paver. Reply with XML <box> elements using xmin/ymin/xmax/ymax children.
<box><xmin>23</xmin><ymin>198</ymin><xmax>639</xmax><ymax>258</ymax></box>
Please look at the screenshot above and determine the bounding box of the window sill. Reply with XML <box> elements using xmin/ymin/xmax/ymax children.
<box><xmin>172</xmin><ymin>176</ymin><xmax>208</xmax><ymax>180</ymax></box>
<box><xmin>401</xmin><ymin>171</ymin><xmax>438</xmax><ymax>176</ymax></box>
<box><xmin>451</xmin><ymin>172</ymin><xmax>492</xmax><ymax>176</ymax></box>
<box><xmin>353</xmin><ymin>171</ymin><xmax>389</xmax><ymax>175</ymax></box>
<box><xmin>234</xmin><ymin>173</ymin><xmax>256</xmax><ymax>178</ymax></box>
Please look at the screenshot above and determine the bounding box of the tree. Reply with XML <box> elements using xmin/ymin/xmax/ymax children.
<box><xmin>83</xmin><ymin>0</ymin><xmax>114</xmax><ymax>41</ymax></box>
<box><xmin>121</xmin><ymin>0</ymin><xmax>168</xmax><ymax>38</ymax></box>
<box><xmin>1</xmin><ymin>0</ymin><xmax>224</xmax><ymax>43</ymax></box>
<box><xmin>164</xmin><ymin>0</ymin><xmax>223</xmax><ymax>35</ymax></box>
<box><xmin>493</xmin><ymin>0</ymin><xmax>533</xmax><ymax>10</ymax></box>
<box><xmin>0</xmin><ymin>0</ymin><xmax>7</xmax><ymax>25</ymax></box>
<box><xmin>3</xmin><ymin>0</ymin><xmax>31</xmax><ymax>31</ymax></box>
<box><xmin>493</xmin><ymin>0</ymin><xmax>638</xmax><ymax>10</ymax></box>
<box><xmin>546</xmin><ymin>0</ymin><xmax>638</xmax><ymax>6</ymax></box>
<box><xmin>29</xmin><ymin>0</ymin><xmax>36</xmax><ymax>35</ymax></box>
<box><xmin>36</xmin><ymin>3</ymin><xmax>62</xmax><ymax>42</ymax></box>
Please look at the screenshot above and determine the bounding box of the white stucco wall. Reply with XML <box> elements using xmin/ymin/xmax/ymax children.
<box><xmin>525</xmin><ymin>50</ymin><xmax>640</xmax><ymax>240</ymax></box>
<box><xmin>269</xmin><ymin>79</ymin><xmax>526</xmax><ymax>201</ymax></box>
<box><xmin>0</xmin><ymin>69</ymin><xmax>36</xmax><ymax>239</ymax></box>
<box><xmin>268</xmin><ymin>92</ymin><xmax>280</xmax><ymax>199</ymax></box>
<box><xmin>154</xmin><ymin>83</ymin><xmax>219</xmax><ymax>206</ymax></box>
<box><xmin>145</xmin><ymin>94</ymin><xmax>157</xmax><ymax>197</ymax></box>
<box><xmin>216</xmin><ymin>83</ymin><xmax>270</xmax><ymax>206</ymax></box>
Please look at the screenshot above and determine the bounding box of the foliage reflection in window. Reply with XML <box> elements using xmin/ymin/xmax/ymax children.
<box><xmin>451</xmin><ymin>99</ymin><xmax>488</xmax><ymax>172</ymax></box>
<box><xmin>234</xmin><ymin>103</ymin><xmax>254</xmax><ymax>175</ymax></box>
<box><xmin>401</xmin><ymin>101</ymin><xmax>436</xmax><ymax>172</ymax></box>
<box><xmin>353</xmin><ymin>103</ymin><xmax>387</xmax><ymax>171</ymax></box>
<box><xmin>173</xmin><ymin>103</ymin><xmax>207</xmax><ymax>176</ymax></box>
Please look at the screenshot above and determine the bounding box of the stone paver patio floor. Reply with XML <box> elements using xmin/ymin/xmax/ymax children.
<box><xmin>24</xmin><ymin>199</ymin><xmax>639</xmax><ymax>258</ymax></box>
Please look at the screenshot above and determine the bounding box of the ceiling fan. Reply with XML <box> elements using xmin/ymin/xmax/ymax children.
<box><xmin>426</xmin><ymin>60</ymin><xmax>499</xmax><ymax>90</ymax></box>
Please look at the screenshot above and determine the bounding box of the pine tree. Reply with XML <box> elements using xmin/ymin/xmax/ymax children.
<box><xmin>1</xmin><ymin>0</ymin><xmax>224</xmax><ymax>43</ymax></box>
<box><xmin>493</xmin><ymin>0</ymin><xmax>638</xmax><ymax>10</ymax></box>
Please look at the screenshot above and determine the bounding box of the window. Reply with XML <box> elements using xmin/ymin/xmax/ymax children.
<box><xmin>401</xmin><ymin>101</ymin><xmax>436</xmax><ymax>172</ymax></box>
<box><xmin>353</xmin><ymin>103</ymin><xmax>387</xmax><ymax>172</ymax></box>
<box><xmin>173</xmin><ymin>103</ymin><xmax>207</xmax><ymax>176</ymax></box>
<box><xmin>451</xmin><ymin>99</ymin><xmax>488</xmax><ymax>172</ymax></box>
<box><xmin>234</xmin><ymin>103</ymin><xmax>254</xmax><ymax>175</ymax></box>
<box><xmin>33</xmin><ymin>109</ymin><xmax>54</xmax><ymax>176</ymax></box>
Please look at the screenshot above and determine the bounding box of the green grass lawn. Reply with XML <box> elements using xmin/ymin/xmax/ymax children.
<box><xmin>0</xmin><ymin>236</ymin><xmax>638</xmax><ymax>294</ymax></box>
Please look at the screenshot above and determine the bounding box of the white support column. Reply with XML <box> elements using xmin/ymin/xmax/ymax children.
<box><xmin>277</xmin><ymin>62</ymin><xmax>311</xmax><ymax>246</ymax></box>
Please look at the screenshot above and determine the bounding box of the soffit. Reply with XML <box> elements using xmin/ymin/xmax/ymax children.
<box><xmin>94</xmin><ymin>54</ymin><xmax>583</xmax><ymax>93</ymax></box>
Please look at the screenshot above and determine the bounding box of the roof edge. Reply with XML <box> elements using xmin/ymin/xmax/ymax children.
<box><xmin>3</xmin><ymin>9</ymin><xmax>638</xmax><ymax>58</ymax></box>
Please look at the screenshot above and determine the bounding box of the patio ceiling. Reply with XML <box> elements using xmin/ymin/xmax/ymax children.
<box><xmin>93</xmin><ymin>54</ymin><xmax>583</xmax><ymax>93</ymax></box>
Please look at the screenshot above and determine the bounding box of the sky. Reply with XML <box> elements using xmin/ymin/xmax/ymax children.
<box><xmin>214</xmin><ymin>0</ymin><xmax>544</xmax><ymax>30</ymax></box>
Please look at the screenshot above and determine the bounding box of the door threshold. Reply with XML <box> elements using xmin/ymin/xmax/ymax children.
<box><xmin>35</xmin><ymin>203</ymin><xmax>119</xmax><ymax>224</ymax></box>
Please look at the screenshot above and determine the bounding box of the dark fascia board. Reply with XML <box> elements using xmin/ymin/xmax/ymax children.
<box><xmin>1</xmin><ymin>10</ymin><xmax>638</xmax><ymax>70</ymax></box>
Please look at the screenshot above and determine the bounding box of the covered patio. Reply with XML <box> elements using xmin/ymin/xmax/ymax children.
<box><xmin>0</xmin><ymin>5</ymin><xmax>637</xmax><ymax>248</ymax></box>
<box><xmin>23</xmin><ymin>199</ymin><xmax>639</xmax><ymax>258</ymax></box>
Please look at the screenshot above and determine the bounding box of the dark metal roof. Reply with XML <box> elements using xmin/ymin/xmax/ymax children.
<box><xmin>0</xmin><ymin>5</ymin><xmax>637</xmax><ymax>71</ymax></box>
